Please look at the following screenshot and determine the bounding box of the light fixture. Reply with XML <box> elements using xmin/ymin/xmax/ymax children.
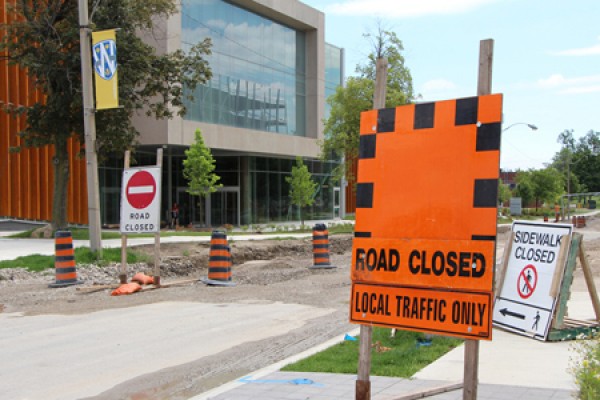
<box><xmin>502</xmin><ymin>122</ymin><xmax>538</xmax><ymax>132</ymax></box>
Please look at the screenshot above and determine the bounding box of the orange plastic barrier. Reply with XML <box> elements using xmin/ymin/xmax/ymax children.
<box><xmin>131</xmin><ymin>272</ymin><xmax>154</xmax><ymax>285</ymax></box>
<box><xmin>111</xmin><ymin>282</ymin><xmax>142</xmax><ymax>296</ymax></box>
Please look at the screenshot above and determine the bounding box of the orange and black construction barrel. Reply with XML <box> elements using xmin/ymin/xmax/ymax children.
<box><xmin>49</xmin><ymin>230</ymin><xmax>83</xmax><ymax>288</ymax></box>
<box><xmin>309</xmin><ymin>223</ymin><xmax>336</xmax><ymax>269</ymax></box>
<box><xmin>202</xmin><ymin>230</ymin><xmax>236</xmax><ymax>286</ymax></box>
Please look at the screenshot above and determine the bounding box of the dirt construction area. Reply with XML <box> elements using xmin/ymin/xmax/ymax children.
<box><xmin>1</xmin><ymin>216</ymin><xmax>600</xmax><ymax>399</ymax></box>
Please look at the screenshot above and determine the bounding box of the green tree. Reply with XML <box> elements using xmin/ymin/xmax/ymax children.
<box><xmin>321</xmin><ymin>28</ymin><xmax>414</xmax><ymax>183</ymax></box>
<box><xmin>514</xmin><ymin>170</ymin><xmax>534</xmax><ymax>208</ymax></box>
<box><xmin>183</xmin><ymin>129</ymin><xmax>221</xmax><ymax>198</ymax></box>
<box><xmin>0</xmin><ymin>0</ymin><xmax>212</xmax><ymax>230</ymax></box>
<box><xmin>285</xmin><ymin>157</ymin><xmax>317</xmax><ymax>226</ymax></box>
<box><xmin>516</xmin><ymin>168</ymin><xmax>564</xmax><ymax>211</ymax></box>
<box><xmin>571</xmin><ymin>130</ymin><xmax>600</xmax><ymax>192</ymax></box>
<box><xmin>498</xmin><ymin>179</ymin><xmax>512</xmax><ymax>206</ymax></box>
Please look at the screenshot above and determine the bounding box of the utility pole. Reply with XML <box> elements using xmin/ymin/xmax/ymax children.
<box><xmin>78</xmin><ymin>0</ymin><xmax>103</xmax><ymax>253</ymax></box>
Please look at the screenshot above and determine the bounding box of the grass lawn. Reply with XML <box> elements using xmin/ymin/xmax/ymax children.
<box><xmin>0</xmin><ymin>247</ymin><xmax>151</xmax><ymax>272</ymax></box>
<box><xmin>282</xmin><ymin>327</ymin><xmax>462</xmax><ymax>377</ymax></box>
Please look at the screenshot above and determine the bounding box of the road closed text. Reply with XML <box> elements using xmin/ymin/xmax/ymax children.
<box><xmin>351</xmin><ymin>238</ymin><xmax>495</xmax><ymax>291</ymax></box>
<box><xmin>121</xmin><ymin>212</ymin><xmax>157</xmax><ymax>233</ymax></box>
<box><xmin>350</xmin><ymin>283</ymin><xmax>492</xmax><ymax>339</ymax></box>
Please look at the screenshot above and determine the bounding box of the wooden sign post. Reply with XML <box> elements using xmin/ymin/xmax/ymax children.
<box><xmin>356</xmin><ymin>56</ymin><xmax>388</xmax><ymax>400</ymax></box>
<box><xmin>464</xmin><ymin>38</ymin><xmax>495</xmax><ymax>400</ymax></box>
<box><xmin>351</xmin><ymin>39</ymin><xmax>500</xmax><ymax>400</ymax></box>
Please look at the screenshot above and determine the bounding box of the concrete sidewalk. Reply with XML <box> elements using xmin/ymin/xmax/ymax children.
<box><xmin>196</xmin><ymin>372</ymin><xmax>573</xmax><ymax>400</ymax></box>
<box><xmin>192</xmin><ymin>324</ymin><xmax>580</xmax><ymax>400</ymax></box>
<box><xmin>192</xmin><ymin>291</ymin><xmax>597</xmax><ymax>399</ymax></box>
<box><xmin>0</xmin><ymin>230</ymin><xmax>315</xmax><ymax>261</ymax></box>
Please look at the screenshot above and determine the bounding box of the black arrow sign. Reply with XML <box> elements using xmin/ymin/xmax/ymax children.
<box><xmin>500</xmin><ymin>308</ymin><xmax>525</xmax><ymax>320</ymax></box>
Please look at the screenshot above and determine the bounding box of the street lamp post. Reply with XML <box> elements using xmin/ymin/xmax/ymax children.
<box><xmin>501</xmin><ymin>122</ymin><xmax>538</xmax><ymax>214</ymax></box>
<box><xmin>502</xmin><ymin>122</ymin><xmax>538</xmax><ymax>132</ymax></box>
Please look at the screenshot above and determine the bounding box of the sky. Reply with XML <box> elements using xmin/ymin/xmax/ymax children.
<box><xmin>302</xmin><ymin>0</ymin><xmax>599</xmax><ymax>171</ymax></box>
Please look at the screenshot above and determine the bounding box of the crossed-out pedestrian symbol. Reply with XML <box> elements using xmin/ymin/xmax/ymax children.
<box><xmin>517</xmin><ymin>264</ymin><xmax>537</xmax><ymax>299</ymax></box>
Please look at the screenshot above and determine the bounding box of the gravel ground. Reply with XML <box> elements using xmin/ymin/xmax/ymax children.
<box><xmin>1</xmin><ymin>219</ymin><xmax>599</xmax><ymax>399</ymax></box>
<box><xmin>0</xmin><ymin>235</ymin><xmax>356</xmax><ymax>399</ymax></box>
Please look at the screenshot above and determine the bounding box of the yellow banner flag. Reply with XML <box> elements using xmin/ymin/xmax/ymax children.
<box><xmin>92</xmin><ymin>29</ymin><xmax>119</xmax><ymax>110</ymax></box>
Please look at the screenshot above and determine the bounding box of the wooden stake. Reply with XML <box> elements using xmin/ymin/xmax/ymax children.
<box><xmin>463</xmin><ymin>38</ymin><xmax>494</xmax><ymax>400</ymax></box>
<box><xmin>119</xmin><ymin>150</ymin><xmax>131</xmax><ymax>284</ymax></box>
<box><xmin>477</xmin><ymin>40</ymin><xmax>494</xmax><ymax>97</ymax></box>
<box><xmin>356</xmin><ymin>56</ymin><xmax>388</xmax><ymax>400</ymax></box>
<box><xmin>578</xmin><ymin>241</ymin><xmax>600</xmax><ymax>320</ymax></box>
<box><xmin>549</xmin><ymin>237</ymin><xmax>570</xmax><ymax>298</ymax></box>
<box><xmin>496</xmin><ymin>232</ymin><xmax>515</xmax><ymax>294</ymax></box>
<box><xmin>390</xmin><ymin>382</ymin><xmax>463</xmax><ymax>400</ymax></box>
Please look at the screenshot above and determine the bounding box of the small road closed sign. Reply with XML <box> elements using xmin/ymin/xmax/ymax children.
<box><xmin>120</xmin><ymin>167</ymin><xmax>162</xmax><ymax>234</ymax></box>
<box><xmin>493</xmin><ymin>221</ymin><xmax>572</xmax><ymax>340</ymax></box>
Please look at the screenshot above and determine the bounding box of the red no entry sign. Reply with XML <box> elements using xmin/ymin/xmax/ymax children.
<box><xmin>517</xmin><ymin>264</ymin><xmax>538</xmax><ymax>299</ymax></box>
<box><xmin>126</xmin><ymin>170</ymin><xmax>156</xmax><ymax>209</ymax></box>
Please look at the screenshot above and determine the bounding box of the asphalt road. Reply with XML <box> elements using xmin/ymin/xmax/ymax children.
<box><xmin>0</xmin><ymin>301</ymin><xmax>335</xmax><ymax>400</ymax></box>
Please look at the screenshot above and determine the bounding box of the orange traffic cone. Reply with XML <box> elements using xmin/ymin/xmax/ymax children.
<box><xmin>202</xmin><ymin>230</ymin><xmax>236</xmax><ymax>286</ymax></box>
<box><xmin>49</xmin><ymin>230</ymin><xmax>83</xmax><ymax>288</ymax></box>
<box><xmin>309</xmin><ymin>223</ymin><xmax>336</xmax><ymax>269</ymax></box>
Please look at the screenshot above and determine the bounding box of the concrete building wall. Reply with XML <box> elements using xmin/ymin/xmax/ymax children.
<box><xmin>136</xmin><ymin>0</ymin><xmax>326</xmax><ymax>159</ymax></box>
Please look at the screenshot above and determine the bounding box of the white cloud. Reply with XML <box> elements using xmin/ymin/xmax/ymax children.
<box><xmin>550</xmin><ymin>36</ymin><xmax>600</xmax><ymax>56</ymax></box>
<box><xmin>422</xmin><ymin>79</ymin><xmax>458</xmax><ymax>92</ymax></box>
<box><xmin>537</xmin><ymin>73</ymin><xmax>600</xmax><ymax>95</ymax></box>
<box><xmin>560</xmin><ymin>85</ymin><xmax>600</xmax><ymax>94</ymax></box>
<box><xmin>418</xmin><ymin>78</ymin><xmax>460</xmax><ymax>100</ymax></box>
<box><xmin>325</xmin><ymin>0</ymin><xmax>499</xmax><ymax>18</ymax></box>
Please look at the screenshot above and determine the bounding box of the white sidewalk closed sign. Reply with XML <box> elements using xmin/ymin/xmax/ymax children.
<box><xmin>120</xmin><ymin>167</ymin><xmax>161</xmax><ymax>234</ymax></box>
<box><xmin>493</xmin><ymin>221</ymin><xmax>572</xmax><ymax>340</ymax></box>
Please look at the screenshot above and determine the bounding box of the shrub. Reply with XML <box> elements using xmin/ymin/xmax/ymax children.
<box><xmin>571</xmin><ymin>339</ymin><xmax>600</xmax><ymax>399</ymax></box>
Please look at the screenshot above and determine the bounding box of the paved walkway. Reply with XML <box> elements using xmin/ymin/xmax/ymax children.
<box><xmin>193</xmin><ymin>320</ymin><xmax>583</xmax><ymax>399</ymax></box>
<box><xmin>197</xmin><ymin>372</ymin><xmax>573</xmax><ymax>400</ymax></box>
<box><xmin>190</xmin><ymin>270</ymin><xmax>598</xmax><ymax>400</ymax></box>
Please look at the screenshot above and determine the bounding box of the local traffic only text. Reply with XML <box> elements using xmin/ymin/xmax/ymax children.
<box><xmin>350</xmin><ymin>283</ymin><xmax>492</xmax><ymax>339</ymax></box>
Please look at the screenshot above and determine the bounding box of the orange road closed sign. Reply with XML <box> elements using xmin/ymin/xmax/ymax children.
<box><xmin>350</xmin><ymin>94</ymin><xmax>503</xmax><ymax>340</ymax></box>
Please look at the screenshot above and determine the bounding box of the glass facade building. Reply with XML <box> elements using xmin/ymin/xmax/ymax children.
<box><xmin>182</xmin><ymin>0</ymin><xmax>307</xmax><ymax>136</ymax></box>
<box><xmin>97</xmin><ymin>0</ymin><xmax>344</xmax><ymax>228</ymax></box>
<box><xmin>324</xmin><ymin>43</ymin><xmax>343</xmax><ymax>118</ymax></box>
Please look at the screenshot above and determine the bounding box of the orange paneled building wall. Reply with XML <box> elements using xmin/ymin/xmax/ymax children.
<box><xmin>345</xmin><ymin>155</ymin><xmax>358</xmax><ymax>214</ymax></box>
<box><xmin>1</xmin><ymin>0</ymin><xmax>88</xmax><ymax>225</ymax></box>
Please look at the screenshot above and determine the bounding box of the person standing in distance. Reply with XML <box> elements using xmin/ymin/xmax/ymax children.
<box><xmin>170</xmin><ymin>203</ymin><xmax>180</xmax><ymax>229</ymax></box>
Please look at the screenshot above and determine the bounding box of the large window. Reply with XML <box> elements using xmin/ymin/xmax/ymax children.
<box><xmin>325</xmin><ymin>43</ymin><xmax>343</xmax><ymax>119</ymax></box>
<box><xmin>248</xmin><ymin>156</ymin><xmax>335</xmax><ymax>224</ymax></box>
<box><xmin>181</xmin><ymin>0</ymin><xmax>307</xmax><ymax>136</ymax></box>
